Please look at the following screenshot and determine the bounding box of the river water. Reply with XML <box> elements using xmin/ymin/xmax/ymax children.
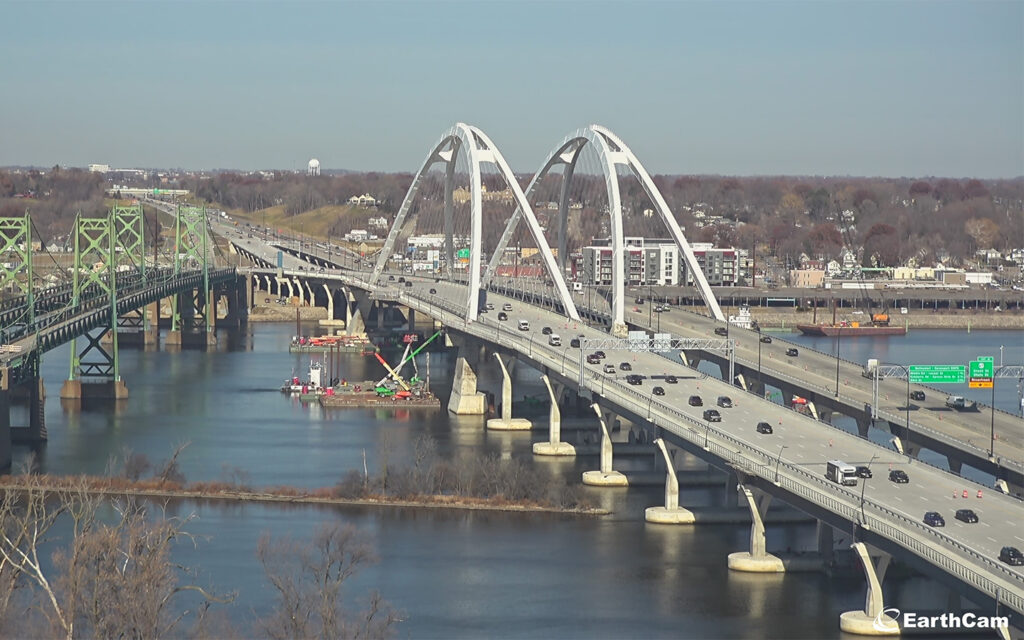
<box><xmin>13</xmin><ymin>324</ymin><xmax>1022</xmax><ymax>638</ymax></box>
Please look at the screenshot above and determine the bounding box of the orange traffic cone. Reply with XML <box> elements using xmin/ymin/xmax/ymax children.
<box><xmin>977</xmin><ymin>490</ymin><xmax>983</xmax><ymax>498</ymax></box>
<box><xmin>962</xmin><ymin>489</ymin><xmax>969</xmax><ymax>498</ymax></box>
<box><xmin>953</xmin><ymin>491</ymin><xmax>958</xmax><ymax>499</ymax></box>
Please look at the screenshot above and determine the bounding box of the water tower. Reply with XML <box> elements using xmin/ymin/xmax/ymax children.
<box><xmin>307</xmin><ymin>158</ymin><xmax>320</xmax><ymax>177</ymax></box>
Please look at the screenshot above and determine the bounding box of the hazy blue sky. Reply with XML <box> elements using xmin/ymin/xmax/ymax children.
<box><xmin>1</xmin><ymin>1</ymin><xmax>1021</xmax><ymax>177</ymax></box>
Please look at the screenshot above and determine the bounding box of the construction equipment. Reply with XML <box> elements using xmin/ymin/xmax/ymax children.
<box><xmin>371</xmin><ymin>330</ymin><xmax>443</xmax><ymax>394</ymax></box>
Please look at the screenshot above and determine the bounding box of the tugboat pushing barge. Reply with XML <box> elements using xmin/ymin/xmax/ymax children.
<box><xmin>796</xmin><ymin>296</ymin><xmax>905</xmax><ymax>337</ymax></box>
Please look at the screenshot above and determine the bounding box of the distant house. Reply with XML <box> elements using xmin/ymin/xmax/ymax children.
<box><xmin>368</xmin><ymin>216</ymin><xmax>389</xmax><ymax>229</ymax></box>
<box><xmin>347</xmin><ymin>194</ymin><xmax>378</xmax><ymax>207</ymax></box>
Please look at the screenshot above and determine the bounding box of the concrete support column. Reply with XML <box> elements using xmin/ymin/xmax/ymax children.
<box><xmin>27</xmin><ymin>377</ymin><xmax>47</xmax><ymax>442</ymax></box>
<box><xmin>855</xmin><ymin>416</ymin><xmax>872</xmax><ymax>438</ymax></box>
<box><xmin>0</xmin><ymin>376</ymin><xmax>10</xmax><ymax>470</ymax></box>
<box><xmin>486</xmin><ymin>354</ymin><xmax>531</xmax><ymax>431</ymax></box>
<box><xmin>723</xmin><ymin>472</ymin><xmax>739</xmax><ymax>507</ymax></box>
<box><xmin>735</xmin><ymin>373</ymin><xmax>748</xmax><ymax>392</ymax></box>
<box><xmin>947</xmin><ymin>456</ymin><xmax>963</xmax><ymax>475</ymax></box>
<box><xmin>143</xmin><ymin>301</ymin><xmax>159</xmax><ymax>346</ymax></box>
<box><xmin>727</xmin><ymin>485</ymin><xmax>784</xmax><ymax>572</ymax></box>
<box><xmin>582</xmin><ymin>403</ymin><xmax>627</xmax><ymax>486</ymax></box>
<box><xmin>645</xmin><ymin>439</ymin><xmax>694</xmax><ymax>524</ymax></box>
<box><xmin>840</xmin><ymin>543</ymin><xmax>898</xmax><ymax>635</ymax></box>
<box><xmin>890</xmin><ymin>436</ymin><xmax>921</xmax><ymax>459</ymax></box>
<box><xmin>323</xmin><ymin>285</ymin><xmax>335</xmax><ymax>320</ymax></box>
<box><xmin>805</xmin><ymin>400</ymin><xmax>820</xmax><ymax>421</ymax></box>
<box><xmin>407</xmin><ymin>308</ymin><xmax>416</xmax><ymax>329</ymax></box>
<box><xmin>447</xmin><ymin>350</ymin><xmax>486</xmax><ymax>415</ymax></box>
<box><xmin>263</xmin><ymin>275</ymin><xmax>272</xmax><ymax>296</ymax></box>
<box><xmin>817</xmin><ymin>520</ymin><xmax>835</xmax><ymax>567</ymax></box>
<box><xmin>534</xmin><ymin>374</ymin><xmax>575</xmax><ymax>455</ymax></box>
<box><xmin>294</xmin><ymin>279</ymin><xmax>304</xmax><ymax>306</ymax></box>
<box><xmin>304</xmin><ymin>282</ymin><xmax>314</xmax><ymax>307</ymax></box>
<box><xmin>346</xmin><ymin>293</ymin><xmax>365</xmax><ymax>336</ymax></box>
<box><xmin>376</xmin><ymin>302</ymin><xmax>384</xmax><ymax>329</ymax></box>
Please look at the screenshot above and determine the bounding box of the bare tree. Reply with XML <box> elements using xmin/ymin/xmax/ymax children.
<box><xmin>258</xmin><ymin>524</ymin><xmax>399</xmax><ymax>640</ymax></box>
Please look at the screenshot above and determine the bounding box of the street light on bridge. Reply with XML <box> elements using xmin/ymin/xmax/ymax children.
<box><xmin>774</xmin><ymin>445</ymin><xmax>788</xmax><ymax>483</ymax></box>
<box><xmin>859</xmin><ymin>453</ymin><xmax>878</xmax><ymax>525</ymax></box>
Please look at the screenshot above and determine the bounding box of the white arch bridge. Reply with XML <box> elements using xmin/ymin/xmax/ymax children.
<box><xmin>368</xmin><ymin>122</ymin><xmax>724</xmax><ymax>336</ymax></box>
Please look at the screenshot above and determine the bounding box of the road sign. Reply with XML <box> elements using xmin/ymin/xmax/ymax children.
<box><xmin>969</xmin><ymin>358</ymin><xmax>994</xmax><ymax>389</ymax></box>
<box><xmin>908</xmin><ymin>365</ymin><xmax>965</xmax><ymax>384</ymax></box>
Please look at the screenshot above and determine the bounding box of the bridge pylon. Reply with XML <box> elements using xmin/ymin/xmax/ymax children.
<box><xmin>166</xmin><ymin>205</ymin><xmax>216</xmax><ymax>347</ymax></box>
<box><xmin>0</xmin><ymin>213</ymin><xmax>35</xmax><ymax>330</ymax></box>
<box><xmin>110</xmin><ymin>204</ymin><xmax>157</xmax><ymax>346</ymax></box>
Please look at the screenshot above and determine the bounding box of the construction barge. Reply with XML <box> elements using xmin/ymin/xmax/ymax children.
<box><xmin>289</xmin><ymin>335</ymin><xmax>377</xmax><ymax>354</ymax></box>
<box><xmin>282</xmin><ymin>330</ymin><xmax>443</xmax><ymax>409</ymax></box>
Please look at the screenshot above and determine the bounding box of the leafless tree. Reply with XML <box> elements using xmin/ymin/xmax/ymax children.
<box><xmin>257</xmin><ymin>524</ymin><xmax>399</xmax><ymax>639</ymax></box>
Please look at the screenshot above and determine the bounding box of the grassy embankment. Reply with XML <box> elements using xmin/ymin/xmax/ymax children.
<box><xmin>0</xmin><ymin>474</ymin><xmax>605</xmax><ymax>516</ymax></box>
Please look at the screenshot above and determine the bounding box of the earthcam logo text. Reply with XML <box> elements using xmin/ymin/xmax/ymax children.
<box><xmin>874</xmin><ymin>608</ymin><xmax>1009</xmax><ymax>632</ymax></box>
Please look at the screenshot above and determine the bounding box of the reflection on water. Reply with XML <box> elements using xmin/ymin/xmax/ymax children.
<box><xmin>14</xmin><ymin>324</ymin><xmax>1009</xmax><ymax>637</ymax></box>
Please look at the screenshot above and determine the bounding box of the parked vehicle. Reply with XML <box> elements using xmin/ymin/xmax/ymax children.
<box><xmin>688</xmin><ymin>395</ymin><xmax>703</xmax><ymax>407</ymax></box>
<box><xmin>923</xmin><ymin>511</ymin><xmax>945</xmax><ymax>527</ymax></box>
<box><xmin>889</xmin><ymin>469</ymin><xmax>910</xmax><ymax>484</ymax></box>
<box><xmin>716</xmin><ymin>396</ymin><xmax>732</xmax><ymax>408</ymax></box>
<box><xmin>703</xmin><ymin>409</ymin><xmax>721</xmax><ymax>422</ymax></box>
<box><xmin>826</xmin><ymin>460</ymin><xmax>858</xmax><ymax>486</ymax></box>
<box><xmin>756</xmin><ymin>422</ymin><xmax>773</xmax><ymax>434</ymax></box>
<box><xmin>954</xmin><ymin>509</ymin><xmax>979</xmax><ymax>523</ymax></box>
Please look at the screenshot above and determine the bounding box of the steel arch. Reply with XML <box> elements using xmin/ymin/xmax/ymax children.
<box><xmin>484</xmin><ymin>125</ymin><xmax>724</xmax><ymax>334</ymax></box>
<box><xmin>370</xmin><ymin>123</ymin><xmax>578</xmax><ymax>323</ymax></box>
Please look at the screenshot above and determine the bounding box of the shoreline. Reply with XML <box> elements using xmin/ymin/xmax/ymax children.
<box><xmin>0</xmin><ymin>478</ymin><xmax>607</xmax><ymax>517</ymax></box>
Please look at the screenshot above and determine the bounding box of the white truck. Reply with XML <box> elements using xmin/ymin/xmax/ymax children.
<box><xmin>825</xmin><ymin>460</ymin><xmax>858</xmax><ymax>486</ymax></box>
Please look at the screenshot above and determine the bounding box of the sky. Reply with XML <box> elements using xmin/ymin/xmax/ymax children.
<box><xmin>1</xmin><ymin>0</ymin><xmax>1021</xmax><ymax>178</ymax></box>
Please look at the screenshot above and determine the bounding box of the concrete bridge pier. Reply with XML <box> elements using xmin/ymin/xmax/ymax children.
<box><xmin>344</xmin><ymin>289</ymin><xmax>367</xmax><ymax>336</ymax></box>
<box><xmin>486</xmin><ymin>354</ymin><xmax>531</xmax><ymax>431</ymax></box>
<box><xmin>322</xmin><ymin>285</ymin><xmax>335</xmax><ymax>320</ymax></box>
<box><xmin>533</xmin><ymin>374</ymin><xmax>575</xmax><ymax>455</ymax></box>
<box><xmin>645</xmin><ymin>438</ymin><xmax>695</xmax><ymax>524</ymax></box>
<box><xmin>447</xmin><ymin>342</ymin><xmax>486</xmax><ymax>415</ymax></box>
<box><xmin>856</xmin><ymin>416</ymin><xmax>872</xmax><ymax>439</ymax></box>
<box><xmin>294</xmin><ymin>279</ymin><xmax>305</xmax><ymax>306</ymax></box>
<box><xmin>840</xmin><ymin>542</ymin><xmax>898</xmax><ymax>635</ymax></box>
<box><xmin>889</xmin><ymin>434</ymin><xmax>922</xmax><ymax>459</ymax></box>
<box><xmin>680</xmin><ymin>351</ymin><xmax>700</xmax><ymax>369</ymax></box>
<box><xmin>727</xmin><ymin>485</ymin><xmax>785</xmax><ymax>572</ymax></box>
<box><xmin>817</xmin><ymin>520</ymin><xmax>835</xmax><ymax>568</ymax></box>
<box><xmin>582</xmin><ymin>402</ymin><xmax>627</xmax><ymax>486</ymax></box>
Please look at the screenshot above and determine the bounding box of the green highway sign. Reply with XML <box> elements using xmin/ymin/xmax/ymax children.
<box><xmin>969</xmin><ymin>358</ymin><xmax>994</xmax><ymax>389</ymax></box>
<box><xmin>456</xmin><ymin>248</ymin><xmax>471</xmax><ymax>259</ymax></box>
<box><xmin>908</xmin><ymin>365</ymin><xmax>965</xmax><ymax>384</ymax></box>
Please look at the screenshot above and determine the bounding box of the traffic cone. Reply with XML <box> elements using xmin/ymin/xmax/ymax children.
<box><xmin>962</xmin><ymin>489</ymin><xmax>969</xmax><ymax>498</ymax></box>
<box><xmin>953</xmin><ymin>491</ymin><xmax>957</xmax><ymax>499</ymax></box>
<box><xmin>977</xmin><ymin>490</ymin><xmax>983</xmax><ymax>498</ymax></box>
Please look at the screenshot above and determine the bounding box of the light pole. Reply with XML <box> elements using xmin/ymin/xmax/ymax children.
<box><xmin>756</xmin><ymin>326</ymin><xmax>763</xmax><ymax>387</ymax></box>
<box><xmin>774</xmin><ymin>445</ymin><xmax>788</xmax><ymax>483</ymax></box>
<box><xmin>859</xmin><ymin>453</ymin><xmax>878</xmax><ymax>524</ymax></box>
<box><xmin>835</xmin><ymin>325</ymin><xmax>842</xmax><ymax>397</ymax></box>
<box><xmin>704</xmin><ymin>419</ymin><xmax>711</xmax><ymax>449</ymax></box>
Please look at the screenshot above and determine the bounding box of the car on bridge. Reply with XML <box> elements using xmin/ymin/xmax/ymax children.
<box><xmin>688</xmin><ymin>395</ymin><xmax>703</xmax><ymax>406</ymax></box>
<box><xmin>759</xmin><ymin>335</ymin><xmax>772</xmax><ymax>344</ymax></box>
<box><xmin>910</xmin><ymin>390</ymin><xmax>926</xmax><ymax>401</ymax></box>
<box><xmin>786</xmin><ymin>347</ymin><xmax>799</xmax><ymax>357</ymax></box>
<box><xmin>498</xmin><ymin>312</ymin><xmax>508</xmax><ymax>321</ymax></box>
<box><xmin>542</xmin><ymin>327</ymin><xmax>552</xmax><ymax>335</ymax></box>
<box><xmin>999</xmin><ymin>546</ymin><xmax>1024</xmax><ymax>566</ymax></box>
<box><xmin>717</xmin><ymin>396</ymin><xmax>732</xmax><ymax>408</ymax></box>
<box><xmin>923</xmin><ymin>511</ymin><xmax>945</xmax><ymax>527</ymax></box>
<box><xmin>714</xmin><ymin>327</ymin><xmax>728</xmax><ymax>336</ymax></box>
<box><xmin>587</xmin><ymin>354</ymin><xmax>602</xmax><ymax>364</ymax></box>
<box><xmin>756</xmin><ymin>422</ymin><xmax>773</xmax><ymax>434</ymax></box>
<box><xmin>548</xmin><ymin>335</ymin><xmax>561</xmax><ymax>347</ymax></box>
<box><xmin>502</xmin><ymin>303</ymin><xmax>513</xmax><ymax>311</ymax></box>
<box><xmin>518</xmin><ymin>320</ymin><xmax>530</xmax><ymax>331</ymax></box>
<box><xmin>889</xmin><ymin>469</ymin><xmax>910</xmax><ymax>483</ymax></box>
<box><xmin>485</xmin><ymin>303</ymin><xmax>494</xmax><ymax>310</ymax></box>
<box><xmin>856</xmin><ymin>466</ymin><xmax>873</xmax><ymax>479</ymax></box>
<box><xmin>626</xmin><ymin>374</ymin><xmax>643</xmax><ymax>385</ymax></box>
<box><xmin>665</xmin><ymin>375</ymin><xmax>677</xmax><ymax>384</ymax></box>
<box><xmin>703</xmin><ymin>409</ymin><xmax>721</xmax><ymax>422</ymax></box>
<box><xmin>652</xmin><ymin>386</ymin><xmax>665</xmax><ymax>396</ymax></box>
<box><xmin>570</xmin><ymin>338</ymin><xmax>581</xmax><ymax>348</ymax></box>
<box><xmin>654</xmin><ymin>305</ymin><xmax>664</xmax><ymax>312</ymax></box>
<box><xmin>603</xmin><ymin>364</ymin><xmax>616</xmax><ymax>374</ymax></box>
<box><xmin>955</xmin><ymin>509</ymin><xmax>979</xmax><ymax>523</ymax></box>
<box><xmin>593</xmin><ymin>351</ymin><xmax>606</xmax><ymax>359</ymax></box>
<box><xmin>619</xmin><ymin>362</ymin><xmax>632</xmax><ymax>371</ymax></box>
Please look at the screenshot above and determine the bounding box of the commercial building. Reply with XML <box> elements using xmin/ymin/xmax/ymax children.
<box><xmin>680</xmin><ymin>243</ymin><xmax>742</xmax><ymax>287</ymax></box>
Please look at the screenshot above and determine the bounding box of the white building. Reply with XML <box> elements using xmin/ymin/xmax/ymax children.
<box><xmin>347</xmin><ymin>193</ymin><xmax>378</xmax><ymax>207</ymax></box>
<box><xmin>88</xmin><ymin>164</ymin><xmax>110</xmax><ymax>173</ymax></box>
<box><xmin>307</xmin><ymin>158</ymin><xmax>320</xmax><ymax>177</ymax></box>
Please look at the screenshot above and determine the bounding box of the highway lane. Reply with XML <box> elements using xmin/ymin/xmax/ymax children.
<box><xmin>623</xmin><ymin>304</ymin><xmax>1024</xmax><ymax>473</ymax></box>
<box><xmin>413</xmin><ymin>278</ymin><xmax>1024</xmax><ymax>581</ymax></box>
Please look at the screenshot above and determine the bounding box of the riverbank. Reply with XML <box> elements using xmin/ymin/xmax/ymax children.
<box><xmin>726</xmin><ymin>307</ymin><xmax>1023</xmax><ymax>330</ymax></box>
<box><xmin>0</xmin><ymin>476</ymin><xmax>606</xmax><ymax>516</ymax></box>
